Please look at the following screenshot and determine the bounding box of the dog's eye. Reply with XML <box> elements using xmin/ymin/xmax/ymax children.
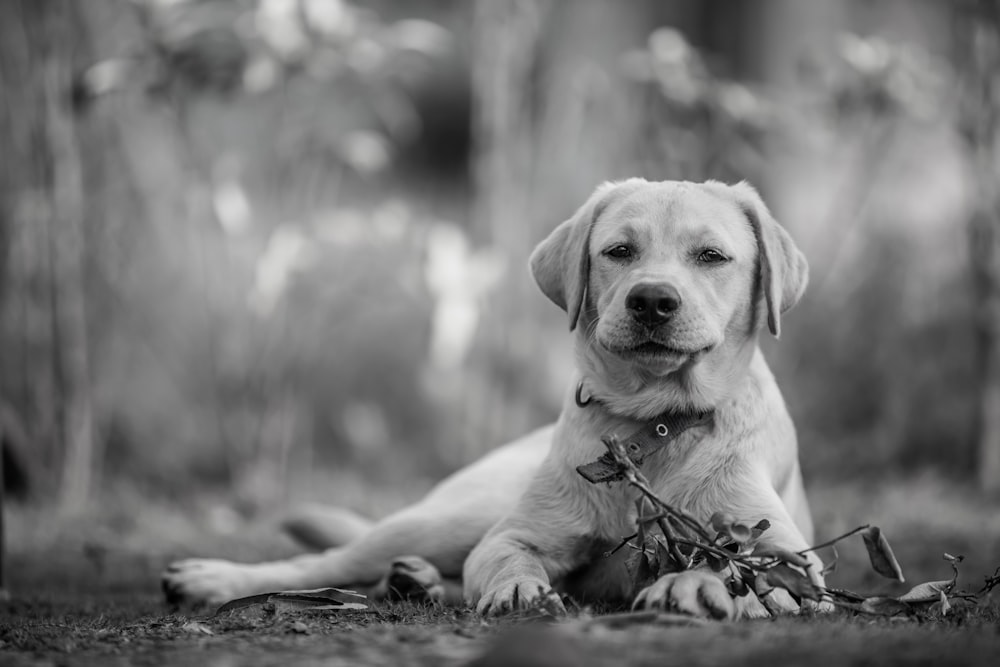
<box><xmin>697</xmin><ymin>248</ymin><xmax>729</xmax><ymax>264</ymax></box>
<box><xmin>605</xmin><ymin>245</ymin><xmax>634</xmax><ymax>260</ymax></box>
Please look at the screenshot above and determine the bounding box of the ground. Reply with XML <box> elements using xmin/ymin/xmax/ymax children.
<box><xmin>2</xmin><ymin>476</ymin><xmax>999</xmax><ymax>666</ymax></box>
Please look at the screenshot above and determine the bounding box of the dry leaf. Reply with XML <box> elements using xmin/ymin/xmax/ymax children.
<box><xmin>897</xmin><ymin>579</ymin><xmax>954</xmax><ymax>604</ymax></box>
<box><xmin>861</xmin><ymin>527</ymin><xmax>905</xmax><ymax>582</ymax></box>
<box><xmin>763</xmin><ymin>563</ymin><xmax>821</xmax><ymax>602</ymax></box>
<box><xmin>215</xmin><ymin>587</ymin><xmax>368</xmax><ymax>616</ymax></box>
<box><xmin>931</xmin><ymin>590</ymin><xmax>951</xmax><ymax>617</ymax></box>
<box><xmin>729</xmin><ymin>523</ymin><xmax>752</xmax><ymax>543</ymax></box>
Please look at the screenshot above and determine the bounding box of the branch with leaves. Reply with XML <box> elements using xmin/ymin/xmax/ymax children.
<box><xmin>597</xmin><ymin>435</ymin><xmax>999</xmax><ymax>619</ymax></box>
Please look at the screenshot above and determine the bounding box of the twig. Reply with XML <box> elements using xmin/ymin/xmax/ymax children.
<box><xmin>604</xmin><ymin>435</ymin><xmax>766</xmax><ymax>573</ymax></box>
<box><xmin>655</xmin><ymin>516</ymin><xmax>690</xmax><ymax>569</ymax></box>
<box><xmin>598</xmin><ymin>436</ymin><xmax>1000</xmax><ymax>620</ymax></box>
<box><xmin>671</xmin><ymin>537</ymin><xmax>767</xmax><ymax>569</ymax></box>
<box><xmin>604</xmin><ymin>533</ymin><xmax>638</xmax><ymax>558</ymax></box>
<box><xmin>975</xmin><ymin>565</ymin><xmax>1000</xmax><ymax>596</ymax></box>
<box><xmin>797</xmin><ymin>525</ymin><xmax>870</xmax><ymax>556</ymax></box>
<box><xmin>603</xmin><ymin>437</ymin><xmax>713</xmax><ymax>542</ymax></box>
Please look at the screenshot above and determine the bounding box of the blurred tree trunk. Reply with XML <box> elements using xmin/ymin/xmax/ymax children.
<box><xmin>0</xmin><ymin>0</ymin><xmax>95</xmax><ymax>510</ymax></box>
<box><xmin>47</xmin><ymin>13</ymin><xmax>95</xmax><ymax>512</ymax></box>
<box><xmin>466</xmin><ymin>0</ymin><xmax>547</xmax><ymax>455</ymax></box>
<box><xmin>958</xmin><ymin>1</ymin><xmax>1000</xmax><ymax>493</ymax></box>
<box><xmin>471</xmin><ymin>0</ymin><xmax>543</xmax><ymax>252</ymax></box>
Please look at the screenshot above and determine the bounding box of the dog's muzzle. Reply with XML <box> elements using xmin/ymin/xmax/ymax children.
<box><xmin>625</xmin><ymin>283</ymin><xmax>681</xmax><ymax>329</ymax></box>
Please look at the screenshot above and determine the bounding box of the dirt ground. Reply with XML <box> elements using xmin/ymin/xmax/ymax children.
<box><xmin>2</xmin><ymin>477</ymin><xmax>1000</xmax><ymax>666</ymax></box>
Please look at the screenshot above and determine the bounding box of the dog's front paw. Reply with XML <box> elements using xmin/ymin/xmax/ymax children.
<box><xmin>476</xmin><ymin>577</ymin><xmax>565</xmax><ymax>617</ymax></box>
<box><xmin>386</xmin><ymin>555</ymin><xmax>445</xmax><ymax>603</ymax></box>
<box><xmin>161</xmin><ymin>558</ymin><xmax>260</xmax><ymax>607</ymax></box>
<box><xmin>633</xmin><ymin>571</ymin><xmax>735</xmax><ymax>620</ymax></box>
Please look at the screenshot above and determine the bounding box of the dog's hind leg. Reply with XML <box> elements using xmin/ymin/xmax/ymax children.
<box><xmin>275</xmin><ymin>508</ymin><xmax>487</xmax><ymax>589</ymax></box>
<box><xmin>370</xmin><ymin>555</ymin><xmax>465</xmax><ymax>605</ymax></box>
<box><xmin>163</xmin><ymin>506</ymin><xmax>489</xmax><ymax>606</ymax></box>
<box><xmin>281</xmin><ymin>504</ymin><xmax>374</xmax><ymax>551</ymax></box>
<box><xmin>164</xmin><ymin>428</ymin><xmax>552</xmax><ymax>607</ymax></box>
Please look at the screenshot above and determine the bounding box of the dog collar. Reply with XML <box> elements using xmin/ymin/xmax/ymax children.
<box><xmin>574</xmin><ymin>381</ymin><xmax>715</xmax><ymax>484</ymax></box>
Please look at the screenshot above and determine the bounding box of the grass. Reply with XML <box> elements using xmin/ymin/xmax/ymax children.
<box><xmin>2</xmin><ymin>476</ymin><xmax>1000</xmax><ymax>666</ymax></box>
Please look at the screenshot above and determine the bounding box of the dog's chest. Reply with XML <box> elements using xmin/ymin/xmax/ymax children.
<box><xmin>572</xmin><ymin>436</ymin><xmax>702</xmax><ymax>537</ymax></box>
<box><xmin>627</xmin><ymin>430</ymin><xmax>733</xmax><ymax>518</ymax></box>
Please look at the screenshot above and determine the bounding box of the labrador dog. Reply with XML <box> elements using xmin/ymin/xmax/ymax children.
<box><xmin>162</xmin><ymin>179</ymin><xmax>822</xmax><ymax>619</ymax></box>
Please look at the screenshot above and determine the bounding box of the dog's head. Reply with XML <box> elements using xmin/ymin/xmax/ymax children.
<box><xmin>530</xmin><ymin>179</ymin><xmax>807</xmax><ymax>415</ymax></box>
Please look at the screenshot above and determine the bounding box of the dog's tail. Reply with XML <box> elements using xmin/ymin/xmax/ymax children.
<box><xmin>281</xmin><ymin>504</ymin><xmax>374</xmax><ymax>551</ymax></box>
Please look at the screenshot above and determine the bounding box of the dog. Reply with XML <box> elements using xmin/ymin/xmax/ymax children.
<box><xmin>162</xmin><ymin>178</ymin><xmax>822</xmax><ymax>619</ymax></box>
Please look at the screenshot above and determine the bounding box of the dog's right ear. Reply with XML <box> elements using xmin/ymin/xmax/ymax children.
<box><xmin>530</xmin><ymin>179</ymin><xmax>645</xmax><ymax>331</ymax></box>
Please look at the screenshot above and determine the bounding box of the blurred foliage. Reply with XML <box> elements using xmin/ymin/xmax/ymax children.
<box><xmin>0</xmin><ymin>0</ymin><xmax>994</xmax><ymax>510</ymax></box>
<box><xmin>622</xmin><ymin>26</ymin><xmax>776</xmax><ymax>180</ymax></box>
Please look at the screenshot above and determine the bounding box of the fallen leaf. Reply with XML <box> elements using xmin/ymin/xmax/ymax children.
<box><xmin>897</xmin><ymin>579</ymin><xmax>954</xmax><ymax>604</ymax></box>
<box><xmin>215</xmin><ymin>593</ymin><xmax>275</xmax><ymax>615</ymax></box>
<box><xmin>932</xmin><ymin>590</ymin><xmax>951</xmax><ymax>617</ymax></box>
<box><xmin>705</xmin><ymin>553</ymin><xmax>727</xmax><ymax>573</ymax></box>
<box><xmin>271</xmin><ymin>588</ymin><xmax>367</xmax><ymax>608</ymax></box>
<box><xmin>654</xmin><ymin>539</ymin><xmax>674</xmax><ymax>577</ymax></box>
<box><xmin>272</xmin><ymin>600</ymin><xmax>369</xmax><ymax>612</ymax></box>
<box><xmin>729</xmin><ymin>523</ymin><xmax>752</xmax><ymax>543</ymax></box>
<box><xmin>631</xmin><ymin>550</ymin><xmax>656</xmax><ymax>593</ymax></box>
<box><xmin>861</xmin><ymin>527</ymin><xmax>905</xmax><ymax>582</ymax></box>
<box><xmin>763</xmin><ymin>563</ymin><xmax>821</xmax><ymax>602</ymax></box>
<box><xmin>824</xmin><ymin>587</ymin><xmax>865</xmax><ymax>603</ymax></box>
<box><xmin>215</xmin><ymin>587</ymin><xmax>368</xmax><ymax>616</ymax></box>
<box><xmin>273</xmin><ymin>587</ymin><xmax>367</xmax><ymax>603</ymax></box>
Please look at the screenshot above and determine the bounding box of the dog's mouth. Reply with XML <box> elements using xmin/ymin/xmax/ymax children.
<box><xmin>631</xmin><ymin>341</ymin><xmax>706</xmax><ymax>358</ymax></box>
<box><xmin>632</xmin><ymin>341</ymin><xmax>686</xmax><ymax>357</ymax></box>
<box><xmin>602</xmin><ymin>339</ymin><xmax>711</xmax><ymax>360</ymax></box>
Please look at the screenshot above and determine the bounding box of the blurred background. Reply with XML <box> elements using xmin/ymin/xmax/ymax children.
<box><xmin>1</xmin><ymin>0</ymin><xmax>999</xmax><ymax>591</ymax></box>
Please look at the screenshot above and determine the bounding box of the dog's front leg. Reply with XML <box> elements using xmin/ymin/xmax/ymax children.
<box><xmin>463</xmin><ymin>526</ymin><xmax>570</xmax><ymax>616</ymax></box>
<box><xmin>463</xmin><ymin>457</ymin><xmax>603</xmax><ymax>616</ymax></box>
<box><xmin>633</xmin><ymin>570</ymin><xmax>736</xmax><ymax>619</ymax></box>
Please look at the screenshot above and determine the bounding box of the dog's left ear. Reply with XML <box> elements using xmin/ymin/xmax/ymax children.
<box><xmin>727</xmin><ymin>182</ymin><xmax>809</xmax><ymax>338</ymax></box>
<box><xmin>530</xmin><ymin>179</ymin><xmax>645</xmax><ymax>331</ymax></box>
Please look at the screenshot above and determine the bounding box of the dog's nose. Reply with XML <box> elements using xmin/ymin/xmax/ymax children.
<box><xmin>625</xmin><ymin>283</ymin><xmax>681</xmax><ymax>327</ymax></box>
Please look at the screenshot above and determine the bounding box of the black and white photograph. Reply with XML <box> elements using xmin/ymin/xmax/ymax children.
<box><xmin>1</xmin><ymin>0</ymin><xmax>999</xmax><ymax>665</ymax></box>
